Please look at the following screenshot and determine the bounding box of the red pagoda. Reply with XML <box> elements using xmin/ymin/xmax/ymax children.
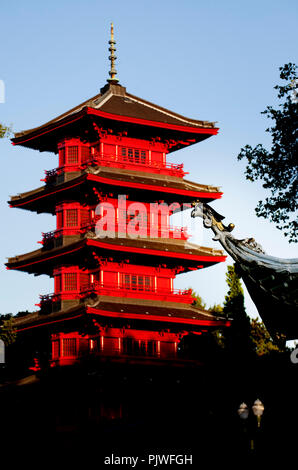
<box><xmin>7</xmin><ymin>24</ymin><xmax>229</xmax><ymax>374</ymax></box>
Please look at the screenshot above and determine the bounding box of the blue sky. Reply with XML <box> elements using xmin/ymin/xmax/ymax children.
<box><xmin>0</xmin><ymin>0</ymin><xmax>297</xmax><ymax>327</ymax></box>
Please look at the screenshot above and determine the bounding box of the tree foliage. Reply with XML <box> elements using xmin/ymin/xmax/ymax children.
<box><xmin>0</xmin><ymin>123</ymin><xmax>12</xmax><ymax>138</ymax></box>
<box><xmin>237</xmin><ymin>63</ymin><xmax>298</xmax><ymax>242</ymax></box>
<box><xmin>191</xmin><ymin>267</ymin><xmax>284</xmax><ymax>356</ymax></box>
<box><xmin>223</xmin><ymin>265</ymin><xmax>253</xmax><ymax>356</ymax></box>
<box><xmin>250</xmin><ymin>318</ymin><xmax>281</xmax><ymax>356</ymax></box>
<box><xmin>209</xmin><ymin>303</ymin><xmax>224</xmax><ymax>315</ymax></box>
<box><xmin>0</xmin><ymin>315</ymin><xmax>17</xmax><ymax>345</ymax></box>
<box><xmin>191</xmin><ymin>289</ymin><xmax>206</xmax><ymax>309</ymax></box>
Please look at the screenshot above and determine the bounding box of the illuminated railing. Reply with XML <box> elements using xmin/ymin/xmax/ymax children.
<box><xmin>80</xmin><ymin>282</ymin><xmax>193</xmax><ymax>304</ymax></box>
<box><xmin>41</xmin><ymin>168</ymin><xmax>60</xmax><ymax>183</ymax></box>
<box><xmin>38</xmin><ymin>229</ymin><xmax>63</xmax><ymax>247</ymax></box>
<box><xmin>79</xmin><ymin>221</ymin><xmax>190</xmax><ymax>240</ymax></box>
<box><xmin>39</xmin><ymin>222</ymin><xmax>190</xmax><ymax>245</ymax></box>
<box><xmin>86</xmin><ymin>152</ymin><xmax>186</xmax><ymax>177</ymax></box>
<box><xmin>39</xmin><ymin>284</ymin><xmax>193</xmax><ymax>306</ymax></box>
<box><xmin>83</xmin><ymin>153</ymin><xmax>187</xmax><ymax>176</ymax></box>
<box><xmin>42</xmin><ymin>152</ymin><xmax>188</xmax><ymax>183</ymax></box>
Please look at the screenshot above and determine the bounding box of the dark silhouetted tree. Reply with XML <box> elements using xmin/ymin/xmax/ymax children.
<box><xmin>0</xmin><ymin>315</ymin><xmax>16</xmax><ymax>345</ymax></box>
<box><xmin>191</xmin><ymin>289</ymin><xmax>206</xmax><ymax>309</ymax></box>
<box><xmin>223</xmin><ymin>265</ymin><xmax>253</xmax><ymax>357</ymax></box>
<box><xmin>237</xmin><ymin>63</ymin><xmax>298</xmax><ymax>242</ymax></box>
<box><xmin>250</xmin><ymin>318</ymin><xmax>281</xmax><ymax>356</ymax></box>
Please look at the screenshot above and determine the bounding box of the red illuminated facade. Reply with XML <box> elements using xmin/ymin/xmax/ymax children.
<box><xmin>7</xmin><ymin>63</ymin><xmax>229</xmax><ymax>371</ymax></box>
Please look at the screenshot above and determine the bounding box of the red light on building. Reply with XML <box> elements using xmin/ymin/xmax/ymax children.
<box><xmin>7</xmin><ymin>27</ymin><xmax>229</xmax><ymax>372</ymax></box>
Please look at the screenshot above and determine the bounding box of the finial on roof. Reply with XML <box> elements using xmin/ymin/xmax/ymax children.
<box><xmin>108</xmin><ymin>22</ymin><xmax>119</xmax><ymax>84</ymax></box>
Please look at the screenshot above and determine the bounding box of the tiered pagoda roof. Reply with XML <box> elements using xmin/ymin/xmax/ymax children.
<box><xmin>12</xmin><ymin>82</ymin><xmax>218</xmax><ymax>153</ymax></box>
<box><xmin>7</xmin><ymin>25</ymin><xmax>230</xmax><ymax>368</ymax></box>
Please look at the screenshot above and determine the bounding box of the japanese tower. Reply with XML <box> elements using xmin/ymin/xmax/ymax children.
<box><xmin>7</xmin><ymin>25</ymin><xmax>229</xmax><ymax>371</ymax></box>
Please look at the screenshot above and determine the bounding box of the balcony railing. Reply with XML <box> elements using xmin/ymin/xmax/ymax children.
<box><xmin>79</xmin><ymin>221</ymin><xmax>190</xmax><ymax>240</ymax></box>
<box><xmin>42</xmin><ymin>152</ymin><xmax>188</xmax><ymax>183</ymax></box>
<box><xmin>83</xmin><ymin>153</ymin><xmax>188</xmax><ymax>177</ymax></box>
<box><xmin>39</xmin><ymin>284</ymin><xmax>194</xmax><ymax>307</ymax></box>
<box><xmin>81</xmin><ymin>282</ymin><xmax>193</xmax><ymax>304</ymax></box>
<box><xmin>41</xmin><ymin>168</ymin><xmax>60</xmax><ymax>184</ymax></box>
<box><xmin>39</xmin><ymin>222</ymin><xmax>190</xmax><ymax>246</ymax></box>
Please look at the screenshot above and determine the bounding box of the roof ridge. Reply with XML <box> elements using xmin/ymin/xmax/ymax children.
<box><xmin>125</xmin><ymin>91</ymin><xmax>215</xmax><ymax>128</ymax></box>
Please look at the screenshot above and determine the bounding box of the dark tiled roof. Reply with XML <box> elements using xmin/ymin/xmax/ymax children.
<box><xmin>13</xmin><ymin>83</ymin><xmax>216</xmax><ymax>140</ymax></box>
<box><xmin>87</xmin><ymin>295</ymin><xmax>219</xmax><ymax>322</ymax></box>
<box><xmin>13</xmin><ymin>296</ymin><xmax>228</xmax><ymax>331</ymax></box>
<box><xmin>9</xmin><ymin>168</ymin><xmax>221</xmax><ymax>212</ymax></box>
<box><xmin>6</xmin><ymin>236</ymin><xmax>225</xmax><ymax>274</ymax></box>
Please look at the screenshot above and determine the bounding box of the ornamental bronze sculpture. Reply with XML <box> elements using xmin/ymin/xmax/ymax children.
<box><xmin>191</xmin><ymin>201</ymin><xmax>298</xmax><ymax>343</ymax></box>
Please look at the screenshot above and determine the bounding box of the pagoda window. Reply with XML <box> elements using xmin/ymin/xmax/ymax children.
<box><xmin>62</xmin><ymin>338</ymin><xmax>77</xmax><ymax>357</ymax></box>
<box><xmin>120</xmin><ymin>147</ymin><xmax>147</xmax><ymax>164</ymax></box>
<box><xmin>64</xmin><ymin>273</ymin><xmax>78</xmax><ymax>291</ymax></box>
<box><xmin>122</xmin><ymin>338</ymin><xmax>157</xmax><ymax>356</ymax></box>
<box><xmin>121</xmin><ymin>273</ymin><xmax>153</xmax><ymax>291</ymax></box>
<box><xmin>67</xmin><ymin>146</ymin><xmax>79</xmax><ymax>164</ymax></box>
<box><xmin>57</xmin><ymin>139</ymin><xmax>90</xmax><ymax>169</ymax></box>
<box><xmin>65</xmin><ymin>209</ymin><xmax>78</xmax><ymax>227</ymax></box>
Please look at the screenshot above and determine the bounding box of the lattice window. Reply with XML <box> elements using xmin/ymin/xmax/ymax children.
<box><xmin>147</xmin><ymin>341</ymin><xmax>157</xmax><ymax>356</ymax></box>
<box><xmin>67</xmin><ymin>146</ymin><xmax>79</xmax><ymax>164</ymax></box>
<box><xmin>144</xmin><ymin>276</ymin><xmax>151</xmax><ymax>291</ymax></box>
<box><xmin>121</xmin><ymin>273</ymin><xmax>153</xmax><ymax>291</ymax></box>
<box><xmin>65</xmin><ymin>209</ymin><xmax>78</xmax><ymax>227</ymax></box>
<box><xmin>120</xmin><ymin>147</ymin><xmax>147</xmax><ymax>165</ymax></box>
<box><xmin>62</xmin><ymin>338</ymin><xmax>77</xmax><ymax>357</ymax></box>
<box><xmin>64</xmin><ymin>273</ymin><xmax>77</xmax><ymax>291</ymax></box>
<box><xmin>140</xmin><ymin>150</ymin><xmax>146</xmax><ymax>164</ymax></box>
<box><xmin>123</xmin><ymin>274</ymin><xmax>130</xmax><ymax>289</ymax></box>
<box><xmin>55</xmin><ymin>274</ymin><xmax>62</xmax><ymax>293</ymax></box>
<box><xmin>52</xmin><ymin>340</ymin><xmax>60</xmax><ymax>359</ymax></box>
<box><xmin>134</xmin><ymin>149</ymin><xmax>140</xmax><ymax>163</ymax></box>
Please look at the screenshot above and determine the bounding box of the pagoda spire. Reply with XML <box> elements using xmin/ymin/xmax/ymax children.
<box><xmin>107</xmin><ymin>22</ymin><xmax>119</xmax><ymax>83</ymax></box>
